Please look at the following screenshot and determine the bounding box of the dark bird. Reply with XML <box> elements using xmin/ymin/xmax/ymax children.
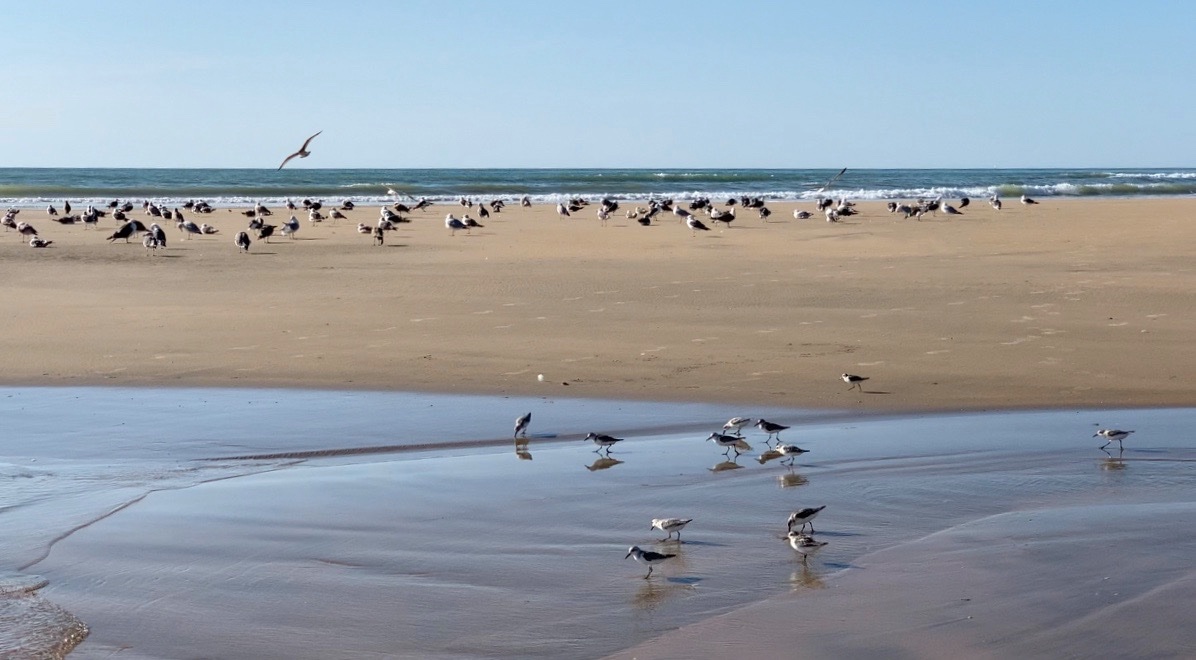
<box><xmin>107</xmin><ymin>221</ymin><xmax>140</xmax><ymax>243</ymax></box>
<box><xmin>755</xmin><ymin>419</ymin><xmax>789</xmax><ymax>443</ymax></box>
<box><xmin>63</xmin><ymin>201</ymin><xmax>72</xmax><ymax>214</ymax></box>
<box><xmin>787</xmin><ymin>505</ymin><xmax>826</xmax><ymax>534</ymax></box>
<box><xmin>959</xmin><ymin>197</ymin><xmax>970</xmax><ymax>208</ymax></box>
<box><xmin>1021</xmin><ymin>194</ymin><xmax>1039</xmax><ymax>205</ymax></box>
<box><xmin>687</xmin><ymin>217</ymin><xmax>711</xmax><ymax>235</ymax></box>
<box><xmin>514</xmin><ymin>412</ymin><xmax>531</xmax><ymax>438</ymax></box>
<box><xmin>234</xmin><ymin>230</ymin><xmax>251</xmax><ymax>252</ymax></box>
<box><xmin>29</xmin><ymin>237</ymin><xmax>53</xmax><ymax>248</ymax></box>
<box><xmin>277</xmin><ymin>130</ymin><xmax>322</xmax><ymax>170</ymax></box>
<box><xmin>625</xmin><ymin>546</ymin><xmax>676</xmax><ymax>579</ymax></box>
<box><xmin>257</xmin><ymin>224</ymin><xmax>276</xmax><ymax>242</ymax></box>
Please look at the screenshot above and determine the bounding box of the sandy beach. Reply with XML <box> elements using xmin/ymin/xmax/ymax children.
<box><xmin>0</xmin><ymin>197</ymin><xmax>1192</xmax><ymax>411</ymax></box>
<box><xmin>2</xmin><ymin>196</ymin><xmax>1194</xmax><ymax>658</ymax></box>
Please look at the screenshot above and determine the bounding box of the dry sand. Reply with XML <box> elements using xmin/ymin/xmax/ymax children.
<box><xmin>1</xmin><ymin>198</ymin><xmax>1191</xmax><ymax>410</ymax></box>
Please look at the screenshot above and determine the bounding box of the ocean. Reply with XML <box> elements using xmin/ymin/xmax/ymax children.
<box><xmin>2</xmin><ymin>168</ymin><xmax>1195</xmax><ymax>209</ymax></box>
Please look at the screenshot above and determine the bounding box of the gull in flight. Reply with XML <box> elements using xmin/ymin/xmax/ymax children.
<box><xmin>278</xmin><ymin>131</ymin><xmax>322</xmax><ymax>170</ymax></box>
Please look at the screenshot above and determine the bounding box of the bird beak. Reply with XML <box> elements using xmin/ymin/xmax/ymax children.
<box><xmin>624</xmin><ymin>551</ymin><xmax>632</xmax><ymax>560</ymax></box>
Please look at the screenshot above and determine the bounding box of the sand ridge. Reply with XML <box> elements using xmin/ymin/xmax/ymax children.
<box><xmin>0</xmin><ymin>197</ymin><xmax>1192</xmax><ymax>410</ymax></box>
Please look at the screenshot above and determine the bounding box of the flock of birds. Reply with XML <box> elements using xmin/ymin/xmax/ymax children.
<box><xmin>515</xmin><ymin>393</ymin><xmax>1138</xmax><ymax>580</ymax></box>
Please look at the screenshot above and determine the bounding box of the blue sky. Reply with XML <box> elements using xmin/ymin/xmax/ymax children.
<box><xmin>2</xmin><ymin>1</ymin><xmax>1193</xmax><ymax>168</ymax></box>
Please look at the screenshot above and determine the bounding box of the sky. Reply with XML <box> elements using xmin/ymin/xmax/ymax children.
<box><xmin>2</xmin><ymin>1</ymin><xmax>1193</xmax><ymax>169</ymax></box>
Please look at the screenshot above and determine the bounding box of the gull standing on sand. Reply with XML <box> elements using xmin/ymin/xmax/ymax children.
<box><xmin>445</xmin><ymin>214</ymin><xmax>468</xmax><ymax>236</ymax></box>
<box><xmin>755</xmin><ymin>419</ymin><xmax>789</xmax><ymax>443</ymax></box>
<box><xmin>234</xmin><ymin>231</ymin><xmax>251</xmax><ymax>252</ymax></box>
<box><xmin>990</xmin><ymin>195</ymin><xmax>1002</xmax><ymax>211</ymax></box>
<box><xmin>1095</xmin><ymin>428</ymin><xmax>1134</xmax><ymax>451</ymax></box>
<box><xmin>650</xmin><ymin>518</ymin><xmax>693</xmax><ymax>542</ymax></box>
<box><xmin>278</xmin><ymin>131</ymin><xmax>322</xmax><ymax>170</ymax></box>
<box><xmin>625</xmin><ymin>546</ymin><xmax>676</xmax><ymax>579</ymax></box>
<box><xmin>514</xmin><ymin>412</ymin><xmax>531</xmax><ymax>438</ymax></box>
<box><xmin>787</xmin><ymin>505</ymin><xmax>826</xmax><ymax>534</ymax></box>
<box><xmin>687</xmin><ymin>216</ymin><xmax>710</xmax><ymax>236</ymax></box>
<box><xmin>842</xmin><ymin>373</ymin><xmax>869</xmax><ymax>391</ymax></box>
<box><xmin>281</xmin><ymin>215</ymin><xmax>300</xmax><ymax>239</ymax></box>
<box><xmin>584</xmin><ymin>433</ymin><xmax>623</xmax><ymax>453</ymax></box>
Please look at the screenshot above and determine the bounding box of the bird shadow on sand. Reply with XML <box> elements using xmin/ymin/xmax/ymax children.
<box><xmin>154</xmin><ymin>254</ymin><xmax>184</xmax><ymax>259</ymax></box>
<box><xmin>385</xmin><ymin>244</ymin><xmax>409</xmax><ymax>248</ymax></box>
<box><xmin>857</xmin><ymin>390</ymin><xmax>890</xmax><ymax>395</ymax></box>
<box><xmin>249</xmin><ymin>252</ymin><xmax>279</xmax><ymax>256</ymax></box>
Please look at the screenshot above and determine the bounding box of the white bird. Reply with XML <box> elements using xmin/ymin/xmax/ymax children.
<box><xmin>445</xmin><ymin>214</ymin><xmax>468</xmax><ymax>236</ymax></box>
<box><xmin>200</xmin><ymin>223</ymin><xmax>219</xmax><ymax>235</ymax></box>
<box><xmin>234</xmin><ymin>230</ymin><xmax>251</xmax><ymax>252</ymax></box>
<box><xmin>793</xmin><ymin>209</ymin><xmax>811</xmax><ymax>220</ymax></box>
<box><xmin>278</xmin><ymin>130</ymin><xmax>322</xmax><ymax>170</ymax></box>
<box><xmin>687</xmin><ymin>216</ymin><xmax>710</xmax><ymax>235</ymax></box>
<box><xmin>776</xmin><ymin>444</ymin><xmax>809</xmax><ymax>466</ymax></box>
<box><xmin>650</xmin><ymin>518</ymin><xmax>693</xmax><ymax>542</ymax></box>
<box><xmin>755</xmin><ymin>419</ymin><xmax>790</xmax><ymax>442</ymax></box>
<box><xmin>625</xmin><ymin>546</ymin><xmax>675</xmax><ymax>579</ymax></box>
<box><xmin>308</xmin><ymin>209</ymin><xmax>324</xmax><ymax>223</ymax></box>
<box><xmin>178</xmin><ymin>220</ymin><xmax>202</xmax><ymax>239</ymax></box>
<box><xmin>357</xmin><ymin>223</ymin><xmax>372</xmax><ymax>234</ymax></box>
<box><xmin>514</xmin><ymin>412</ymin><xmax>531</xmax><ymax>438</ymax></box>
<box><xmin>787</xmin><ymin>506</ymin><xmax>826</xmax><ymax>534</ymax></box>
<box><xmin>722</xmin><ymin>417</ymin><xmax>752</xmax><ymax>436</ymax></box>
<box><xmin>1095</xmin><ymin>428</ymin><xmax>1134</xmax><ymax>451</ymax></box>
<box><xmin>842</xmin><ymin>373</ymin><xmax>869</xmax><ymax>391</ymax></box>
<box><xmin>28</xmin><ymin>236</ymin><xmax>53</xmax><ymax>248</ymax></box>
<box><xmin>148</xmin><ymin>223</ymin><xmax>167</xmax><ymax>248</ymax></box>
<box><xmin>142</xmin><ymin>233</ymin><xmax>161</xmax><ymax>254</ymax></box>
<box><xmin>17</xmin><ymin>222</ymin><xmax>38</xmax><ymax>238</ymax></box>
<box><xmin>556</xmin><ymin>203</ymin><xmax>570</xmax><ymax>218</ymax></box>
<box><xmin>787</xmin><ymin>532</ymin><xmax>828</xmax><ymax>563</ymax></box>
<box><xmin>584</xmin><ymin>432</ymin><xmax>623</xmax><ymax>453</ymax></box>
<box><xmin>1021</xmin><ymin>194</ymin><xmax>1039</xmax><ymax>205</ymax></box>
<box><xmin>706</xmin><ymin>432</ymin><xmax>745</xmax><ymax>456</ymax></box>
<box><xmin>281</xmin><ymin>215</ymin><xmax>300</xmax><ymax>238</ymax></box>
<box><xmin>990</xmin><ymin>195</ymin><xmax>1003</xmax><ymax>211</ymax></box>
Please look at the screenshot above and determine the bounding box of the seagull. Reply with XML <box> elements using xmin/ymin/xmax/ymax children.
<box><xmin>373</xmin><ymin>226</ymin><xmax>385</xmax><ymax>246</ymax></box>
<box><xmin>257</xmin><ymin>224</ymin><xmax>276</xmax><ymax>242</ymax></box>
<box><xmin>584</xmin><ymin>432</ymin><xmax>623</xmax><ymax>453</ymax></box>
<box><xmin>143</xmin><ymin>233</ymin><xmax>161</xmax><ymax>255</ymax></box>
<box><xmin>514</xmin><ymin>412</ymin><xmax>531</xmax><ymax>438</ymax></box>
<box><xmin>706</xmin><ymin>432</ymin><xmax>745</xmax><ymax>456</ymax></box>
<box><xmin>787</xmin><ymin>505</ymin><xmax>826</xmax><ymax>534</ymax></box>
<box><xmin>787</xmin><ymin>532</ymin><xmax>828</xmax><ymax>564</ymax></box>
<box><xmin>178</xmin><ymin>220</ymin><xmax>202</xmax><ymax>239</ymax></box>
<box><xmin>556</xmin><ymin>203</ymin><xmax>570</xmax><ymax>218</ymax></box>
<box><xmin>17</xmin><ymin>222</ymin><xmax>39</xmax><ymax>239</ymax></box>
<box><xmin>755</xmin><ymin>419</ymin><xmax>789</xmax><ymax>443</ymax></box>
<box><xmin>722</xmin><ymin>417</ymin><xmax>752</xmax><ymax>436</ymax></box>
<box><xmin>625</xmin><ymin>546</ymin><xmax>675</xmax><ymax>579</ymax></box>
<box><xmin>1021</xmin><ymin>194</ymin><xmax>1039</xmax><ymax>205</ymax></box>
<box><xmin>793</xmin><ymin>210</ymin><xmax>811</xmax><ymax>220</ymax></box>
<box><xmin>1095</xmin><ymin>428</ymin><xmax>1134</xmax><ymax>451</ymax></box>
<box><xmin>776</xmin><ymin>444</ymin><xmax>809</xmax><ymax>466</ymax></box>
<box><xmin>278</xmin><ymin>131</ymin><xmax>322</xmax><ymax>170</ymax></box>
<box><xmin>687</xmin><ymin>216</ymin><xmax>711</xmax><ymax>235</ymax></box>
<box><xmin>959</xmin><ymin>197</ymin><xmax>970</xmax><ymax>208</ymax></box>
<box><xmin>200</xmin><ymin>223</ymin><xmax>219</xmax><ymax>235</ymax></box>
<box><xmin>650</xmin><ymin>518</ymin><xmax>693</xmax><ymax>542</ymax></box>
<box><xmin>943</xmin><ymin>204</ymin><xmax>963</xmax><ymax>215</ymax></box>
<box><xmin>357</xmin><ymin>223</ymin><xmax>372</xmax><ymax>235</ymax></box>
<box><xmin>445</xmin><ymin>214</ymin><xmax>468</xmax><ymax>236</ymax></box>
<box><xmin>234</xmin><ymin>230</ymin><xmax>251</xmax><ymax>252</ymax></box>
<box><xmin>989</xmin><ymin>195</ymin><xmax>1003</xmax><ymax>211</ymax></box>
<box><xmin>842</xmin><ymin>373</ymin><xmax>869</xmax><ymax>391</ymax></box>
<box><xmin>281</xmin><ymin>215</ymin><xmax>300</xmax><ymax>238</ymax></box>
<box><xmin>148</xmin><ymin>223</ymin><xmax>167</xmax><ymax>248</ymax></box>
<box><xmin>28</xmin><ymin>236</ymin><xmax>53</xmax><ymax>248</ymax></box>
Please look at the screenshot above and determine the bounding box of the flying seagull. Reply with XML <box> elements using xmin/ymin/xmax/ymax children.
<box><xmin>278</xmin><ymin>131</ymin><xmax>322</xmax><ymax>170</ymax></box>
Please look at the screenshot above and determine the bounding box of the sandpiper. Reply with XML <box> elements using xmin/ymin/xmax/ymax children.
<box><xmin>514</xmin><ymin>412</ymin><xmax>531</xmax><ymax>438</ymax></box>
<box><xmin>787</xmin><ymin>532</ymin><xmax>828</xmax><ymax>564</ymax></box>
<box><xmin>706</xmin><ymin>432</ymin><xmax>744</xmax><ymax>457</ymax></box>
<box><xmin>1095</xmin><ymin>428</ymin><xmax>1134</xmax><ymax>451</ymax></box>
<box><xmin>650</xmin><ymin>518</ymin><xmax>693</xmax><ymax>542</ymax></box>
<box><xmin>585</xmin><ymin>433</ymin><xmax>623</xmax><ymax>453</ymax></box>
<box><xmin>625</xmin><ymin>545</ymin><xmax>675</xmax><ymax>579</ymax></box>
<box><xmin>776</xmin><ymin>444</ymin><xmax>809</xmax><ymax>466</ymax></box>
<box><xmin>842</xmin><ymin>373</ymin><xmax>868</xmax><ymax>391</ymax></box>
<box><xmin>787</xmin><ymin>506</ymin><xmax>826</xmax><ymax>534</ymax></box>
<box><xmin>755</xmin><ymin>419</ymin><xmax>789</xmax><ymax>443</ymax></box>
<box><xmin>722</xmin><ymin>417</ymin><xmax>752</xmax><ymax>436</ymax></box>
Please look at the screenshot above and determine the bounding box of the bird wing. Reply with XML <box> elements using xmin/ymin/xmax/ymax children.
<box><xmin>278</xmin><ymin>151</ymin><xmax>301</xmax><ymax>170</ymax></box>
<box><xmin>300</xmin><ymin>130</ymin><xmax>322</xmax><ymax>151</ymax></box>
<box><xmin>815</xmin><ymin>167</ymin><xmax>848</xmax><ymax>194</ymax></box>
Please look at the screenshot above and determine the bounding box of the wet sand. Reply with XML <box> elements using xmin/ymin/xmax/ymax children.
<box><xmin>12</xmin><ymin>392</ymin><xmax>1193</xmax><ymax>659</ymax></box>
<box><xmin>0</xmin><ymin>198</ymin><xmax>1192</xmax><ymax>411</ymax></box>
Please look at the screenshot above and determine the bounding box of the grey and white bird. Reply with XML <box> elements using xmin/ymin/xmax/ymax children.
<box><xmin>706</xmin><ymin>432</ymin><xmax>745</xmax><ymax>456</ymax></box>
<box><xmin>281</xmin><ymin>215</ymin><xmax>300</xmax><ymax>239</ymax></box>
<box><xmin>514</xmin><ymin>412</ymin><xmax>531</xmax><ymax>438</ymax></box>
<box><xmin>650</xmin><ymin>518</ymin><xmax>693</xmax><ymax>542</ymax></box>
<box><xmin>278</xmin><ymin>131</ymin><xmax>321</xmax><ymax>170</ymax></box>
<box><xmin>687</xmin><ymin>216</ymin><xmax>711</xmax><ymax>235</ymax></box>
<box><xmin>142</xmin><ymin>233</ymin><xmax>162</xmax><ymax>255</ymax></box>
<box><xmin>989</xmin><ymin>195</ymin><xmax>1002</xmax><ymax>211</ymax></box>
<box><xmin>584</xmin><ymin>432</ymin><xmax>624</xmax><ymax>453</ymax></box>
<box><xmin>722</xmin><ymin>416</ymin><xmax>753</xmax><ymax>436</ymax></box>
<box><xmin>234</xmin><ymin>230</ymin><xmax>251</xmax><ymax>252</ymax></box>
<box><xmin>28</xmin><ymin>236</ymin><xmax>53</xmax><ymax>248</ymax></box>
<box><xmin>776</xmin><ymin>444</ymin><xmax>809</xmax><ymax>466</ymax></box>
<box><xmin>556</xmin><ymin>202</ymin><xmax>570</xmax><ymax>218</ymax></box>
<box><xmin>755</xmin><ymin>419</ymin><xmax>789</xmax><ymax>442</ymax></box>
<box><xmin>625</xmin><ymin>545</ymin><xmax>676</xmax><ymax>579</ymax></box>
<box><xmin>793</xmin><ymin>209</ymin><xmax>811</xmax><ymax>220</ymax></box>
<box><xmin>445</xmin><ymin>214</ymin><xmax>468</xmax><ymax>236</ymax></box>
<box><xmin>787</xmin><ymin>532</ymin><xmax>828</xmax><ymax>563</ymax></box>
<box><xmin>842</xmin><ymin>373</ymin><xmax>869</xmax><ymax>391</ymax></box>
<box><xmin>1021</xmin><ymin>194</ymin><xmax>1039</xmax><ymax>205</ymax></box>
<box><xmin>787</xmin><ymin>505</ymin><xmax>826</xmax><ymax>534</ymax></box>
<box><xmin>1095</xmin><ymin>428</ymin><xmax>1134</xmax><ymax>451</ymax></box>
<box><xmin>17</xmin><ymin>222</ymin><xmax>39</xmax><ymax>239</ymax></box>
<box><xmin>177</xmin><ymin>220</ymin><xmax>202</xmax><ymax>239</ymax></box>
<box><xmin>199</xmin><ymin>223</ymin><xmax>219</xmax><ymax>235</ymax></box>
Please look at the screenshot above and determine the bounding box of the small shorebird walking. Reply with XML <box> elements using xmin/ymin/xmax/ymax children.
<box><xmin>787</xmin><ymin>506</ymin><xmax>826</xmax><ymax>534</ymax></box>
<box><xmin>787</xmin><ymin>532</ymin><xmax>828</xmax><ymax>564</ymax></box>
<box><xmin>278</xmin><ymin>130</ymin><xmax>322</xmax><ymax>170</ymax></box>
<box><xmin>722</xmin><ymin>416</ymin><xmax>752</xmax><ymax>436</ymax></box>
<box><xmin>1095</xmin><ymin>428</ymin><xmax>1134</xmax><ymax>451</ymax></box>
<box><xmin>842</xmin><ymin>373</ymin><xmax>868</xmax><ymax>391</ymax></box>
<box><xmin>625</xmin><ymin>546</ymin><xmax>676</xmax><ymax>579</ymax></box>
<box><xmin>585</xmin><ymin>433</ymin><xmax>624</xmax><ymax>453</ymax></box>
<box><xmin>755</xmin><ymin>419</ymin><xmax>789</xmax><ymax>443</ymax></box>
<box><xmin>650</xmin><ymin>518</ymin><xmax>693</xmax><ymax>542</ymax></box>
<box><xmin>706</xmin><ymin>432</ymin><xmax>745</xmax><ymax>457</ymax></box>
<box><xmin>513</xmin><ymin>412</ymin><xmax>531</xmax><ymax>438</ymax></box>
<box><xmin>776</xmin><ymin>444</ymin><xmax>809</xmax><ymax>466</ymax></box>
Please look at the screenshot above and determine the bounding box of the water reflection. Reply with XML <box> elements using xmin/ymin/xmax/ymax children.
<box><xmin>1100</xmin><ymin>447</ymin><xmax>1127</xmax><ymax>472</ymax></box>
<box><xmin>513</xmin><ymin>439</ymin><xmax>532</xmax><ymax>461</ymax></box>
<box><xmin>756</xmin><ymin>449</ymin><xmax>784</xmax><ymax>465</ymax></box>
<box><xmin>632</xmin><ymin>579</ymin><xmax>697</xmax><ymax>612</ymax></box>
<box><xmin>777</xmin><ymin>470</ymin><xmax>809</xmax><ymax>489</ymax></box>
<box><xmin>789</xmin><ymin>564</ymin><xmax>826</xmax><ymax>591</ymax></box>
<box><xmin>586</xmin><ymin>456</ymin><xmax>624</xmax><ymax>472</ymax></box>
<box><xmin>708</xmin><ymin>459</ymin><xmax>744</xmax><ymax>473</ymax></box>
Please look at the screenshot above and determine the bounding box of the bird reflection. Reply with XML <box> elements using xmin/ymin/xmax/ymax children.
<box><xmin>708</xmin><ymin>458</ymin><xmax>744</xmax><ymax>473</ymax></box>
<box><xmin>1100</xmin><ymin>447</ymin><xmax>1127</xmax><ymax>471</ymax></box>
<box><xmin>586</xmin><ymin>456</ymin><xmax>624</xmax><ymax>471</ymax></box>
<box><xmin>757</xmin><ymin>449</ymin><xmax>783</xmax><ymax>465</ymax></box>
<box><xmin>632</xmin><ymin>580</ymin><xmax>694</xmax><ymax>611</ymax></box>
<box><xmin>514</xmin><ymin>439</ymin><xmax>532</xmax><ymax>461</ymax></box>
<box><xmin>790</xmin><ymin>564</ymin><xmax>826</xmax><ymax>591</ymax></box>
<box><xmin>777</xmin><ymin>470</ymin><xmax>809</xmax><ymax>489</ymax></box>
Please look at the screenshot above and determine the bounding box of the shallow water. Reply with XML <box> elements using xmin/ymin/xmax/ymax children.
<box><xmin>2</xmin><ymin>387</ymin><xmax>1192</xmax><ymax>658</ymax></box>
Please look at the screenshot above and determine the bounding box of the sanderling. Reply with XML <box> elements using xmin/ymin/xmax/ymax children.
<box><xmin>755</xmin><ymin>419</ymin><xmax>789</xmax><ymax>443</ymax></box>
<box><xmin>787</xmin><ymin>505</ymin><xmax>826</xmax><ymax>534</ymax></box>
<box><xmin>650</xmin><ymin>518</ymin><xmax>693</xmax><ymax>542</ymax></box>
<box><xmin>585</xmin><ymin>432</ymin><xmax>623</xmax><ymax>453</ymax></box>
<box><xmin>625</xmin><ymin>545</ymin><xmax>676</xmax><ymax>579</ymax></box>
<box><xmin>787</xmin><ymin>532</ymin><xmax>828</xmax><ymax>564</ymax></box>
<box><xmin>278</xmin><ymin>131</ymin><xmax>321</xmax><ymax>170</ymax></box>
<box><xmin>776</xmin><ymin>444</ymin><xmax>809</xmax><ymax>466</ymax></box>
<box><xmin>842</xmin><ymin>373</ymin><xmax>869</xmax><ymax>391</ymax></box>
<box><xmin>514</xmin><ymin>412</ymin><xmax>531</xmax><ymax>438</ymax></box>
<box><xmin>706</xmin><ymin>432</ymin><xmax>745</xmax><ymax>457</ymax></box>
<box><xmin>1095</xmin><ymin>428</ymin><xmax>1134</xmax><ymax>451</ymax></box>
<box><xmin>722</xmin><ymin>417</ymin><xmax>752</xmax><ymax>436</ymax></box>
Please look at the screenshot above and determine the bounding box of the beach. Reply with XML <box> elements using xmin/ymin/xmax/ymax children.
<box><xmin>0</xmin><ymin>197</ymin><xmax>1192</xmax><ymax>410</ymax></box>
<box><xmin>1</xmin><ymin>196</ymin><xmax>1194</xmax><ymax>658</ymax></box>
